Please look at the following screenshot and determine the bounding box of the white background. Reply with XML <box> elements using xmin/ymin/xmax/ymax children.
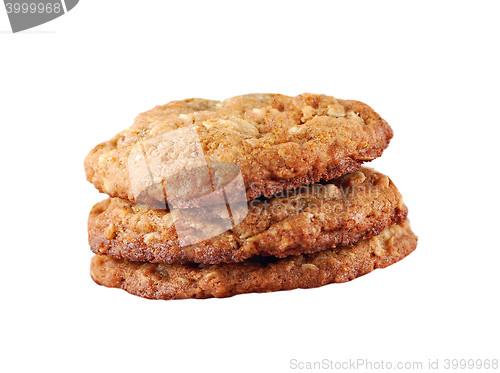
<box><xmin>1</xmin><ymin>1</ymin><xmax>499</xmax><ymax>372</ymax></box>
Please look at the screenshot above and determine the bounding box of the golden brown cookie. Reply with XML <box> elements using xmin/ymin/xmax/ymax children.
<box><xmin>90</xmin><ymin>221</ymin><xmax>417</xmax><ymax>300</ymax></box>
<box><xmin>88</xmin><ymin>168</ymin><xmax>407</xmax><ymax>264</ymax></box>
<box><xmin>84</xmin><ymin>93</ymin><xmax>393</xmax><ymax>204</ymax></box>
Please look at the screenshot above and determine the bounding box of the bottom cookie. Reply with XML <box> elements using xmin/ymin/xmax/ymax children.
<box><xmin>90</xmin><ymin>221</ymin><xmax>417</xmax><ymax>300</ymax></box>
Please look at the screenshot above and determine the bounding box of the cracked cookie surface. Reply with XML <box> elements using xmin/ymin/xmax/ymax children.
<box><xmin>84</xmin><ymin>93</ymin><xmax>393</xmax><ymax>204</ymax></box>
<box><xmin>90</xmin><ymin>221</ymin><xmax>417</xmax><ymax>300</ymax></box>
<box><xmin>88</xmin><ymin>167</ymin><xmax>407</xmax><ymax>264</ymax></box>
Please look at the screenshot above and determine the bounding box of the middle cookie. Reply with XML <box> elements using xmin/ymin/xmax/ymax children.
<box><xmin>88</xmin><ymin>167</ymin><xmax>407</xmax><ymax>264</ymax></box>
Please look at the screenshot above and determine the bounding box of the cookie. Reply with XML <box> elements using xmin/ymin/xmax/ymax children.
<box><xmin>88</xmin><ymin>168</ymin><xmax>407</xmax><ymax>264</ymax></box>
<box><xmin>84</xmin><ymin>93</ymin><xmax>393</xmax><ymax>205</ymax></box>
<box><xmin>90</xmin><ymin>221</ymin><xmax>417</xmax><ymax>300</ymax></box>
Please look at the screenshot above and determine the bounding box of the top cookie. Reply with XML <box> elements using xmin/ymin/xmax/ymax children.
<box><xmin>85</xmin><ymin>93</ymin><xmax>393</xmax><ymax>203</ymax></box>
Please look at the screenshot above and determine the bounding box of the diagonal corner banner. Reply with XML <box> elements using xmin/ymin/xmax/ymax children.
<box><xmin>4</xmin><ymin>0</ymin><xmax>79</xmax><ymax>33</ymax></box>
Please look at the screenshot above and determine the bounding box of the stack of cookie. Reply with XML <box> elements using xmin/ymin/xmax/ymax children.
<box><xmin>85</xmin><ymin>93</ymin><xmax>417</xmax><ymax>300</ymax></box>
